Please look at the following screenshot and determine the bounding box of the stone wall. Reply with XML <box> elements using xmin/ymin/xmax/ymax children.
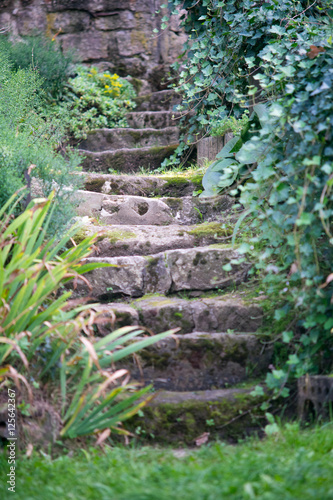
<box><xmin>0</xmin><ymin>0</ymin><xmax>187</xmax><ymax>90</ymax></box>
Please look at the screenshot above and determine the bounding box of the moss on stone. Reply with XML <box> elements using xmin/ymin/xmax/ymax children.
<box><xmin>163</xmin><ymin>197</ymin><xmax>183</xmax><ymax>211</ymax></box>
<box><xmin>137</xmin><ymin>350</ymin><xmax>171</xmax><ymax>369</ymax></box>
<box><xmin>105</xmin><ymin>229</ymin><xmax>136</xmax><ymax>244</ymax></box>
<box><xmin>84</xmin><ymin>177</ymin><xmax>105</xmax><ymax>192</ymax></box>
<box><xmin>72</xmin><ymin>228</ymin><xmax>89</xmax><ymax>245</ymax></box>
<box><xmin>127</xmin><ymin>389</ymin><xmax>266</xmax><ymax>444</ymax></box>
<box><xmin>187</xmin><ymin>222</ymin><xmax>233</xmax><ymax>239</ymax></box>
<box><xmin>129</xmin><ymin>77</ymin><xmax>144</xmax><ymax>94</ymax></box>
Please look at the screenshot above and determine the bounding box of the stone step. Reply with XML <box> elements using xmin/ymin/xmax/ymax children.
<box><xmin>76</xmin><ymin>191</ymin><xmax>234</xmax><ymax>225</ymax></box>
<box><xmin>126</xmin><ymin>111</ymin><xmax>182</xmax><ymax>129</ymax></box>
<box><xmin>76</xmin><ymin>246</ymin><xmax>249</xmax><ymax>300</ymax></box>
<box><xmin>82</xmin><ymin>172</ymin><xmax>203</xmax><ymax>197</ymax></box>
<box><xmin>94</xmin><ymin>296</ymin><xmax>263</xmax><ymax>334</ymax></box>
<box><xmin>75</xmin><ymin>222</ymin><xmax>234</xmax><ymax>257</ymax></box>
<box><xmin>128</xmin><ymin>387</ymin><xmax>266</xmax><ymax>444</ymax></box>
<box><xmin>80</xmin><ymin>144</ymin><xmax>178</xmax><ymax>173</ymax></box>
<box><xmin>134</xmin><ymin>89</ymin><xmax>181</xmax><ymax>112</ymax></box>
<box><xmin>78</xmin><ymin>126</ymin><xmax>179</xmax><ymax>152</ymax></box>
<box><xmin>118</xmin><ymin>332</ymin><xmax>271</xmax><ymax>392</ymax></box>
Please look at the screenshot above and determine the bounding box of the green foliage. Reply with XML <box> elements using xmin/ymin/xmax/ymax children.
<box><xmin>201</xmin><ymin>105</ymin><xmax>266</xmax><ymax>196</ymax></box>
<box><xmin>55</xmin><ymin>65</ymin><xmax>137</xmax><ymax>139</ymax></box>
<box><xmin>0</xmin><ymin>194</ymin><xmax>174</xmax><ymax>439</ymax></box>
<box><xmin>237</xmin><ymin>37</ymin><xmax>333</xmax><ymax>390</ymax></box>
<box><xmin>167</xmin><ymin>1</ymin><xmax>333</xmax><ymax>393</ymax></box>
<box><xmin>211</xmin><ymin>111</ymin><xmax>249</xmax><ymax>137</ymax></box>
<box><xmin>1</xmin><ymin>423</ymin><xmax>333</xmax><ymax>499</ymax></box>
<box><xmin>1</xmin><ymin>35</ymin><xmax>74</xmax><ymax>101</ymax></box>
<box><xmin>165</xmin><ymin>0</ymin><xmax>331</xmax><ymax>159</ymax></box>
<box><xmin>0</xmin><ymin>50</ymin><xmax>81</xmax><ymax>232</ymax></box>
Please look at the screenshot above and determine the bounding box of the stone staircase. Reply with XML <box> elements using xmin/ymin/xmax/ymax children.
<box><xmin>75</xmin><ymin>89</ymin><xmax>271</xmax><ymax>444</ymax></box>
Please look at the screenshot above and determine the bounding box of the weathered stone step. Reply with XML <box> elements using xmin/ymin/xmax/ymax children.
<box><xmin>76</xmin><ymin>191</ymin><xmax>234</xmax><ymax>225</ymax></box>
<box><xmin>119</xmin><ymin>332</ymin><xmax>271</xmax><ymax>392</ymax></box>
<box><xmin>75</xmin><ymin>222</ymin><xmax>234</xmax><ymax>257</ymax></box>
<box><xmin>80</xmin><ymin>144</ymin><xmax>178</xmax><ymax>173</ymax></box>
<box><xmin>134</xmin><ymin>89</ymin><xmax>181</xmax><ymax>112</ymax></box>
<box><xmin>94</xmin><ymin>296</ymin><xmax>263</xmax><ymax>334</ymax></box>
<box><xmin>78</xmin><ymin>127</ymin><xmax>179</xmax><ymax>152</ymax></box>
<box><xmin>128</xmin><ymin>387</ymin><xmax>266</xmax><ymax>444</ymax></box>
<box><xmin>77</xmin><ymin>246</ymin><xmax>249</xmax><ymax>299</ymax></box>
<box><xmin>83</xmin><ymin>172</ymin><xmax>203</xmax><ymax>197</ymax></box>
<box><xmin>126</xmin><ymin>111</ymin><xmax>182</xmax><ymax>129</ymax></box>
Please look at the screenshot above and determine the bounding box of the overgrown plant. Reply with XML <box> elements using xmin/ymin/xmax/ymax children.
<box><xmin>0</xmin><ymin>35</ymin><xmax>74</xmax><ymax>101</ymax></box>
<box><xmin>0</xmin><ymin>193</ymin><xmax>174</xmax><ymax>439</ymax></box>
<box><xmin>0</xmin><ymin>49</ymin><xmax>82</xmax><ymax>232</ymax></box>
<box><xmin>164</xmin><ymin>1</ymin><xmax>333</xmax><ymax>394</ymax></box>
<box><xmin>55</xmin><ymin>65</ymin><xmax>137</xmax><ymax>139</ymax></box>
<box><xmin>162</xmin><ymin>0</ymin><xmax>331</xmax><ymax>163</ymax></box>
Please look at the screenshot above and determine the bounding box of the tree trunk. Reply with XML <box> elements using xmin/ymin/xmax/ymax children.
<box><xmin>197</xmin><ymin>133</ymin><xmax>233</xmax><ymax>166</ymax></box>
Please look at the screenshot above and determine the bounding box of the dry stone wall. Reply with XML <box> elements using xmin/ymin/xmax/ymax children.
<box><xmin>0</xmin><ymin>0</ymin><xmax>187</xmax><ymax>89</ymax></box>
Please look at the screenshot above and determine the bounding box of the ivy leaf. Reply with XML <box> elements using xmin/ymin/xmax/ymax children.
<box><xmin>202</xmin><ymin>65</ymin><xmax>213</xmax><ymax>77</ymax></box>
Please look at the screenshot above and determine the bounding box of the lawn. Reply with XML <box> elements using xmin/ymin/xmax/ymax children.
<box><xmin>1</xmin><ymin>423</ymin><xmax>332</xmax><ymax>500</ymax></box>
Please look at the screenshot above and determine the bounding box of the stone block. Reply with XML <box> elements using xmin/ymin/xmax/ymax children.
<box><xmin>95</xmin><ymin>11</ymin><xmax>136</xmax><ymax>31</ymax></box>
<box><xmin>123</xmin><ymin>332</ymin><xmax>271</xmax><ymax>391</ymax></box>
<box><xmin>47</xmin><ymin>11</ymin><xmax>91</xmax><ymax>34</ymax></box>
<box><xmin>59</xmin><ymin>31</ymin><xmax>109</xmax><ymax>60</ymax></box>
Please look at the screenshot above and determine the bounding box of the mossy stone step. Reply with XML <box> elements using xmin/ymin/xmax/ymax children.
<box><xmin>76</xmin><ymin>246</ymin><xmax>249</xmax><ymax>300</ymax></box>
<box><xmin>83</xmin><ymin>172</ymin><xmax>203</xmax><ymax>197</ymax></box>
<box><xmin>128</xmin><ymin>387</ymin><xmax>267</xmax><ymax>444</ymax></box>
<box><xmin>126</xmin><ymin>111</ymin><xmax>182</xmax><ymax>129</ymax></box>
<box><xmin>117</xmin><ymin>332</ymin><xmax>271</xmax><ymax>392</ymax></box>
<box><xmin>80</xmin><ymin>144</ymin><xmax>178</xmax><ymax>173</ymax></box>
<box><xmin>134</xmin><ymin>89</ymin><xmax>181</xmax><ymax>112</ymax></box>
<box><xmin>76</xmin><ymin>191</ymin><xmax>234</xmax><ymax>225</ymax></box>
<box><xmin>94</xmin><ymin>295</ymin><xmax>263</xmax><ymax>334</ymax></box>
<box><xmin>78</xmin><ymin>126</ymin><xmax>179</xmax><ymax>152</ymax></box>
<box><xmin>74</xmin><ymin>221</ymin><xmax>235</xmax><ymax>257</ymax></box>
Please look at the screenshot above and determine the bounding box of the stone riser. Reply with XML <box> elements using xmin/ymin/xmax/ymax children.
<box><xmin>126</xmin><ymin>111</ymin><xmax>182</xmax><ymax>129</ymax></box>
<box><xmin>127</xmin><ymin>388</ymin><xmax>267</xmax><ymax>444</ymax></box>
<box><xmin>83</xmin><ymin>172</ymin><xmax>202</xmax><ymax>197</ymax></box>
<box><xmin>117</xmin><ymin>332</ymin><xmax>271</xmax><ymax>391</ymax></box>
<box><xmin>134</xmin><ymin>90</ymin><xmax>181</xmax><ymax>112</ymax></box>
<box><xmin>76</xmin><ymin>191</ymin><xmax>234</xmax><ymax>226</ymax></box>
<box><xmin>78</xmin><ymin>126</ymin><xmax>179</xmax><ymax>152</ymax></box>
<box><xmin>80</xmin><ymin>144</ymin><xmax>178</xmax><ymax>173</ymax></box>
<box><xmin>78</xmin><ymin>223</ymin><xmax>233</xmax><ymax>258</ymax></box>
<box><xmin>94</xmin><ymin>296</ymin><xmax>263</xmax><ymax>335</ymax></box>
<box><xmin>77</xmin><ymin>246</ymin><xmax>249</xmax><ymax>299</ymax></box>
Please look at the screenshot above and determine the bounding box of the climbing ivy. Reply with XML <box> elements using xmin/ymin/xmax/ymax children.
<box><xmin>165</xmin><ymin>0</ymin><xmax>333</xmax><ymax>395</ymax></box>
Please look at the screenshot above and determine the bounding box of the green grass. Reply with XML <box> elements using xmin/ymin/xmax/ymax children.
<box><xmin>1</xmin><ymin>423</ymin><xmax>332</xmax><ymax>499</ymax></box>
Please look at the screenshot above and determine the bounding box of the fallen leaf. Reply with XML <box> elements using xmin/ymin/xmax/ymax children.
<box><xmin>25</xmin><ymin>443</ymin><xmax>33</xmax><ymax>458</ymax></box>
<box><xmin>195</xmin><ymin>432</ymin><xmax>210</xmax><ymax>446</ymax></box>
<box><xmin>307</xmin><ymin>45</ymin><xmax>325</xmax><ymax>59</ymax></box>
<box><xmin>95</xmin><ymin>428</ymin><xmax>111</xmax><ymax>446</ymax></box>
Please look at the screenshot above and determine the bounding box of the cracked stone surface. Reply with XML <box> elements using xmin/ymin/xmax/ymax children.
<box><xmin>119</xmin><ymin>332</ymin><xmax>271</xmax><ymax>391</ymax></box>
<box><xmin>75</xmin><ymin>191</ymin><xmax>234</xmax><ymax>225</ymax></box>
<box><xmin>78</xmin><ymin>126</ymin><xmax>179</xmax><ymax>152</ymax></box>
<box><xmin>83</xmin><ymin>172</ymin><xmax>202</xmax><ymax>197</ymax></box>
<box><xmin>76</xmin><ymin>246</ymin><xmax>249</xmax><ymax>299</ymax></box>
<box><xmin>78</xmin><ymin>223</ymin><xmax>230</xmax><ymax>257</ymax></box>
<box><xmin>80</xmin><ymin>144</ymin><xmax>178</xmax><ymax>173</ymax></box>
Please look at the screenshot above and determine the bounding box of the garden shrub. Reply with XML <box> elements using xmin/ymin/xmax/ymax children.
<box><xmin>1</xmin><ymin>35</ymin><xmax>74</xmax><ymax>101</ymax></box>
<box><xmin>0</xmin><ymin>50</ymin><xmax>81</xmax><ymax>233</ymax></box>
<box><xmin>55</xmin><ymin>65</ymin><xmax>137</xmax><ymax>139</ymax></box>
<box><xmin>0</xmin><ymin>193</ymin><xmax>174</xmax><ymax>440</ymax></box>
<box><xmin>166</xmin><ymin>0</ymin><xmax>333</xmax><ymax>394</ymax></box>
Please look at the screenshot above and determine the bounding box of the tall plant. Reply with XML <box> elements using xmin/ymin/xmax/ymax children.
<box><xmin>164</xmin><ymin>1</ymin><xmax>333</xmax><ymax>394</ymax></box>
<box><xmin>0</xmin><ymin>49</ymin><xmax>81</xmax><ymax>232</ymax></box>
<box><xmin>0</xmin><ymin>193</ymin><xmax>174</xmax><ymax>439</ymax></box>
